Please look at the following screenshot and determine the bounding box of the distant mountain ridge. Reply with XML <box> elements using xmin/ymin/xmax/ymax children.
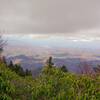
<box><xmin>6</xmin><ymin>54</ymin><xmax>100</xmax><ymax>74</ymax></box>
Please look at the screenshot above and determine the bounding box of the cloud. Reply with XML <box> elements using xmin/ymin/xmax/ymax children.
<box><xmin>3</xmin><ymin>33</ymin><xmax>100</xmax><ymax>43</ymax></box>
<box><xmin>0</xmin><ymin>0</ymin><xmax>100</xmax><ymax>37</ymax></box>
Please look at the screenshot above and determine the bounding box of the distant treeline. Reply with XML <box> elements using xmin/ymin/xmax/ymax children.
<box><xmin>0</xmin><ymin>56</ymin><xmax>32</xmax><ymax>77</ymax></box>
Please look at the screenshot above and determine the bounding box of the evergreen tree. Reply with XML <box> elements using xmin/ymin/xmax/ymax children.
<box><xmin>14</xmin><ymin>64</ymin><xmax>25</xmax><ymax>77</ymax></box>
<box><xmin>8</xmin><ymin>60</ymin><xmax>14</xmax><ymax>70</ymax></box>
<box><xmin>61</xmin><ymin>65</ymin><xmax>68</xmax><ymax>72</ymax></box>
<box><xmin>2</xmin><ymin>56</ymin><xmax>7</xmax><ymax>65</ymax></box>
<box><xmin>25</xmin><ymin>69</ymin><xmax>32</xmax><ymax>76</ymax></box>
<box><xmin>46</xmin><ymin>56</ymin><xmax>54</xmax><ymax>67</ymax></box>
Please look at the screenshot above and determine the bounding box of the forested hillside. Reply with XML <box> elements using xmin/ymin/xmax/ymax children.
<box><xmin>0</xmin><ymin>62</ymin><xmax>100</xmax><ymax>100</ymax></box>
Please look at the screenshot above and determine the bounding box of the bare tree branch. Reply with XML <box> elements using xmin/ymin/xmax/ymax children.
<box><xmin>0</xmin><ymin>35</ymin><xmax>7</xmax><ymax>54</ymax></box>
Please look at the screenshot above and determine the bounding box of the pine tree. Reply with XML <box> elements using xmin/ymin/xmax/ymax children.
<box><xmin>25</xmin><ymin>69</ymin><xmax>32</xmax><ymax>76</ymax></box>
<box><xmin>8</xmin><ymin>60</ymin><xmax>14</xmax><ymax>70</ymax></box>
<box><xmin>14</xmin><ymin>64</ymin><xmax>25</xmax><ymax>77</ymax></box>
<box><xmin>2</xmin><ymin>56</ymin><xmax>7</xmax><ymax>65</ymax></box>
<box><xmin>46</xmin><ymin>56</ymin><xmax>54</xmax><ymax>68</ymax></box>
<box><xmin>61</xmin><ymin>65</ymin><xmax>68</xmax><ymax>72</ymax></box>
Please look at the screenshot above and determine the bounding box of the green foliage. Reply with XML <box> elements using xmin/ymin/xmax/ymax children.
<box><xmin>0</xmin><ymin>76</ymin><xmax>15</xmax><ymax>100</ymax></box>
<box><xmin>0</xmin><ymin>63</ymin><xmax>33</xmax><ymax>100</ymax></box>
<box><xmin>32</xmin><ymin>66</ymin><xmax>100</xmax><ymax>100</ymax></box>
<box><xmin>0</xmin><ymin>64</ymin><xmax>15</xmax><ymax>100</ymax></box>
<box><xmin>0</xmin><ymin>62</ymin><xmax>100</xmax><ymax>100</ymax></box>
<box><xmin>25</xmin><ymin>69</ymin><xmax>32</xmax><ymax>76</ymax></box>
<box><xmin>8</xmin><ymin>61</ymin><xmax>32</xmax><ymax>77</ymax></box>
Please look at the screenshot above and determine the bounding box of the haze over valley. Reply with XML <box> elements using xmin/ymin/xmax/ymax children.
<box><xmin>2</xmin><ymin>34</ymin><xmax>100</xmax><ymax>73</ymax></box>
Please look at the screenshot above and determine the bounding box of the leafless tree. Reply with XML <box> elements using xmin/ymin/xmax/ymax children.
<box><xmin>0</xmin><ymin>35</ymin><xmax>6</xmax><ymax>55</ymax></box>
<box><xmin>0</xmin><ymin>35</ymin><xmax>7</xmax><ymax>63</ymax></box>
<box><xmin>78</xmin><ymin>61</ymin><xmax>95</xmax><ymax>76</ymax></box>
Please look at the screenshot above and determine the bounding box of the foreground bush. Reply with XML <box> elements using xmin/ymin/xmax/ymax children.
<box><xmin>32</xmin><ymin>66</ymin><xmax>100</xmax><ymax>100</ymax></box>
<box><xmin>0</xmin><ymin>63</ymin><xmax>100</xmax><ymax>100</ymax></box>
<box><xmin>0</xmin><ymin>63</ymin><xmax>33</xmax><ymax>100</ymax></box>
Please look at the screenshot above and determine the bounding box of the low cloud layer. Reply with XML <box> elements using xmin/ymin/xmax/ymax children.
<box><xmin>0</xmin><ymin>0</ymin><xmax>100</xmax><ymax>37</ymax></box>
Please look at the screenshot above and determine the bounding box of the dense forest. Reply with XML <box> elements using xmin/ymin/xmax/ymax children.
<box><xmin>0</xmin><ymin>36</ymin><xmax>100</xmax><ymax>100</ymax></box>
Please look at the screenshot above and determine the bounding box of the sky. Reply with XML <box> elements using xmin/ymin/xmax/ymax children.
<box><xmin>0</xmin><ymin>0</ymin><xmax>100</xmax><ymax>56</ymax></box>
<box><xmin>0</xmin><ymin>0</ymin><xmax>100</xmax><ymax>36</ymax></box>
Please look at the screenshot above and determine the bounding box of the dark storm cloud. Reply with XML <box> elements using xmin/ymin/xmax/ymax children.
<box><xmin>0</xmin><ymin>0</ymin><xmax>100</xmax><ymax>35</ymax></box>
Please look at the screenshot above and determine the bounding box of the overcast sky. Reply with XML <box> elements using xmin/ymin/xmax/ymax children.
<box><xmin>0</xmin><ymin>0</ymin><xmax>100</xmax><ymax>38</ymax></box>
